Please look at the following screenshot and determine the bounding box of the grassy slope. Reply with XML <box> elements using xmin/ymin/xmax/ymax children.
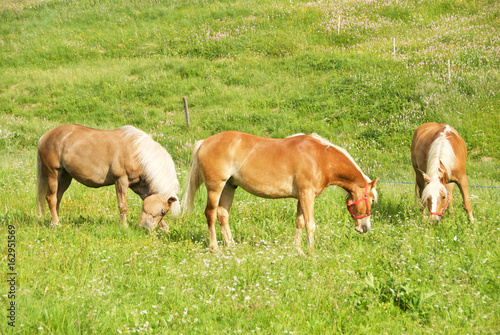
<box><xmin>0</xmin><ymin>0</ymin><xmax>499</xmax><ymax>334</ymax></box>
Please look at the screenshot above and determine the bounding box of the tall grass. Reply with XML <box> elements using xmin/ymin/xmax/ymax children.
<box><xmin>1</xmin><ymin>0</ymin><xmax>499</xmax><ymax>333</ymax></box>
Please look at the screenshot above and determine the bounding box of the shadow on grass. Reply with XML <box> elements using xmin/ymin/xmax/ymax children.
<box><xmin>157</xmin><ymin>221</ymin><xmax>208</xmax><ymax>246</ymax></box>
<box><xmin>374</xmin><ymin>195</ymin><xmax>418</xmax><ymax>224</ymax></box>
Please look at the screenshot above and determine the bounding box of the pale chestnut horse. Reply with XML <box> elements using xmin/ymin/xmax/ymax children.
<box><xmin>37</xmin><ymin>124</ymin><xmax>180</xmax><ymax>229</ymax></box>
<box><xmin>182</xmin><ymin>131</ymin><xmax>378</xmax><ymax>253</ymax></box>
<box><xmin>411</xmin><ymin>122</ymin><xmax>474</xmax><ymax>222</ymax></box>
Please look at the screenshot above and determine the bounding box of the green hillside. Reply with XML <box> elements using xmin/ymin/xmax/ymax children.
<box><xmin>1</xmin><ymin>0</ymin><xmax>499</xmax><ymax>333</ymax></box>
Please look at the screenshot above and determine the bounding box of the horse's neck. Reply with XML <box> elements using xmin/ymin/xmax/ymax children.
<box><xmin>330</xmin><ymin>175</ymin><xmax>366</xmax><ymax>194</ymax></box>
<box><xmin>130</xmin><ymin>180</ymin><xmax>154</xmax><ymax>199</ymax></box>
<box><xmin>325</xmin><ymin>154</ymin><xmax>366</xmax><ymax>193</ymax></box>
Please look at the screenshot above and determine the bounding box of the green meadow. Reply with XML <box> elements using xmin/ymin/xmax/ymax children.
<box><xmin>1</xmin><ymin>0</ymin><xmax>499</xmax><ymax>333</ymax></box>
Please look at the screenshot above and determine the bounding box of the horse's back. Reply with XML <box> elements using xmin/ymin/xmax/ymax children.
<box><xmin>198</xmin><ymin>131</ymin><xmax>319</xmax><ymax>168</ymax></box>
<box><xmin>196</xmin><ymin>131</ymin><xmax>328</xmax><ymax>198</ymax></box>
<box><xmin>38</xmin><ymin>124</ymin><xmax>134</xmax><ymax>186</ymax></box>
<box><xmin>39</xmin><ymin>124</ymin><xmax>124</xmax><ymax>159</ymax></box>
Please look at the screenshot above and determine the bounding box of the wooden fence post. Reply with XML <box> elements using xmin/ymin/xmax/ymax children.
<box><xmin>183</xmin><ymin>96</ymin><xmax>190</xmax><ymax>127</ymax></box>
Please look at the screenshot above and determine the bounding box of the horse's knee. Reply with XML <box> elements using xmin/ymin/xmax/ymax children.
<box><xmin>217</xmin><ymin>207</ymin><xmax>229</xmax><ymax>223</ymax></box>
<box><xmin>46</xmin><ymin>193</ymin><xmax>57</xmax><ymax>208</ymax></box>
<box><xmin>295</xmin><ymin>215</ymin><xmax>305</xmax><ymax>229</ymax></box>
<box><xmin>304</xmin><ymin>218</ymin><xmax>316</xmax><ymax>234</ymax></box>
<box><xmin>204</xmin><ymin>207</ymin><xmax>214</xmax><ymax>218</ymax></box>
<box><xmin>462</xmin><ymin>201</ymin><xmax>473</xmax><ymax>213</ymax></box>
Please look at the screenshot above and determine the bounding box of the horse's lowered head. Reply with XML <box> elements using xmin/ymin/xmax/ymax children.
<box><xmin>420</xmin><ymin>171</ymin><xmax>449</xmax><ymax>222</ymax></box>
<box><xmin>139</xmin><ymin>194</ymin><xmax>178</xmax><ymax>230</ymax></box>
<box><xmin>346</xmin><ymin>179</ymin><xmax>378</xmax><ymax>233</ymax></box>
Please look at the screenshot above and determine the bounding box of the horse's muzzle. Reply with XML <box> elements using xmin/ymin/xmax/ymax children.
<box><xmin>355</xmin><ymin>225</ymin><xmax>368</xmax><ymax>233</ymax></box>
<box><xmin>355</xmin><ymin>218</ymin><xmax>371</xmax><ymax>233</ymax></box>
<box><xmin>430</xmin><ymin>214</ymin><xmax>442</xmax><ymax>222</ymax></box>
<box><xmin>138</xmin><ymin>214</ymin><xmax>160</xmax><ymax>231</ymax></box>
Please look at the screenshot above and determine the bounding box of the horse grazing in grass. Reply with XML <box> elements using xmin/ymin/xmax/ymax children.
<box><xmin>411</xmin><ymin>122</ymin><xmax>474</xmax><ymax>222</ymax></box>
<box><xmin>182</xmin><ymin>131</ymin><xmax>378</xmax><ymax>253</ymax></box>
<box><xmin>37</xmin><ymin>124</ymin><xmax>180</xmax><ymax>229</ymax></box>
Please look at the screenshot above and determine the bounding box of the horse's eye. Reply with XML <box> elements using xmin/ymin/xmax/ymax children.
<box><xmin>371</xmin><ymin>199</ymin><xmax>374</xmax><ymax>204</ymax></box>
<box><xmin>442</xmin><ymin>195</ymin><xmax>446</xmax><ymax>200</ymax></box>
<box><xmin>161</xmin><ymin>209</ymin><xmax>166</xmax><ymax>216</ymax></box>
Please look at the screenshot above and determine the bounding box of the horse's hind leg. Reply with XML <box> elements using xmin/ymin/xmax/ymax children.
<box><xmin>56</xmin><ymin>171</ymin><xmax>72</xmax><ymax>214</ymax></box>
<box><xmin>457</xmin><ymin>176</ymin><xmax>474</xmax><ymax>222</ymax></box>
<box><xmin>205</xmin><ymin>187</ymin><xmax>223</xmax><ymax>252</ymax></box>
<box><xmin>45</xmin><ymin>169</ymin><xmax>61</xmax><ymax>226</ymax></box>
<box><xmin>217</xmin><ymin>184</ymin><xmax>236</xmax><ymax>248</ymax></box>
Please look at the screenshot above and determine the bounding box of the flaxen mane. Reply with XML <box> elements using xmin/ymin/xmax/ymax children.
<box><xmin>121</xmin><ymin>126</ymin><xmax>180</xmax><ymax>215</ymax></box>
<box><xmin>420</xmin><ymin>126</ymin><xmax>456</xmax><ymax>205</ymax></box>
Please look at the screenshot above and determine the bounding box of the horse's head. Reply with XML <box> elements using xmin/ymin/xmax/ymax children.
<box><xmin>139</xmin><ymin>194</ymin><xmax>178</xmax><ymax>230</ymax></box>
<box><xmin>421</xmin><ymin>172</ymin><xmax>449</xmax><ymax>222</ymax></box>
<box><xmin>346</xmin><ymin>179</ymin><xmax>378</xmax><ymax>233</ymax></box>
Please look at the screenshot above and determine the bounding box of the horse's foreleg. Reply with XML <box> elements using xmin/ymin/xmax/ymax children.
<box><xmin>415</xmin><ymin>172</ymin><xmax>428</xmax><ymax>218</ymax></box>
<box><xmin>205</xmin><ymin>188</ymin><xmax>222</xmax><ymax>252</ymax></box>
<box><xmin>217</xmin><ymin>184</ymin><xmax>236</xmax><ymax>248</ymax></box>
<box><xmin>299</xmin><ymin>193</ymin><xmax>316</xmax><ymax>252</ymax></box>
<box><xmin>158</xmin><ymin>218</ymin><xmax>169</xmax><ymax>233</ymax></box>
<box><xmin>415</xmin><ymin>172</ymin><xmax>426</xmax><ymax>209</ymax></box>
<box><xmin>457</xmin><ymin>176</ymin><xmax>474</xmax><ymax>222</ymax></box>
<box><xmin>446</xmin><ymin>183</ymin><xmax>455</xmax><ymax>214</ymax></box>
<box><xmin>115</xmin><ymin>177</ymin><xmax>129</xmax><ymax>227</ymax></box>
<box><xmin>294</xmin><ymin>201</ymin><xmax>305</xmax><ymax>254</ymax></box>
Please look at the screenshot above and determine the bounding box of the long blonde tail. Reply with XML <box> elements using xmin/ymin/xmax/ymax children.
<box><xmin>181</xmin><ymin>140</ymin><xmax>205</xmax><ymax>213</ymax></box>
<box><xmin>36</xmin><ymin>149</ymin><xmax>47</xmax><ymax>216</ymax></box>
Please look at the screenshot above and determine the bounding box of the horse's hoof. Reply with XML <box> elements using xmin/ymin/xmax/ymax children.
<box><xmin>209</xmin><ymin>246</ymin><xmax>222</xmax><ymax>254</ymax></box>
<box><xmin>158</xmin><ymin>225</ymin><xmax>170</xmax><ymax>233</ymax></box>
<box><xmin>296</xmin><ymin>247</ymin><xmax>306</xmax><ymax>256</ymax></box>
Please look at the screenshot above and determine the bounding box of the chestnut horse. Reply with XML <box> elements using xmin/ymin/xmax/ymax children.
<box><xmin>182</xmin><ymin>131</ymin><xmax>378</xmax><ymax>252</ymax></box>
<box><xmin>37</xmin><ymin>124</ymin><xmax>180</xmax><ymax>229</ymax></box>
<box><xmin>411</xmin><ymin>122</ymin><xmax>474</xmax><ymax>222</ymax></box>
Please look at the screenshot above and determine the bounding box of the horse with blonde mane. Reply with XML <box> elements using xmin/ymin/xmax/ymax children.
<box><xmin>411</xmin><ymin>122</ymin><xmax>474</xmax><ymax>222</ymax></box>
<box><xmin>182</xmin><ymin>131</ymin><xmax>378</xmax><ymax>253</ymax></box>
<box><xmin>37</xmin><ymin>124</ymin><xmax>180</xmax><ymax>229</ymax></box>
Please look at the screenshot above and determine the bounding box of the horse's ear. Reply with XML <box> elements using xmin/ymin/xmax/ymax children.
<box><xmin>168</xmin><ymin>196</ymin><xmax>177</xmax><ymax>204</ymax></box>
<box><xmin>370</xmin><ymin>178</ymin><xmax>379</xmax><ymax>188</ymax></box>
<box><xmin>420</xmin><ymin>170</ymin><xmax>431</xmax><ymax>183</ymax></box>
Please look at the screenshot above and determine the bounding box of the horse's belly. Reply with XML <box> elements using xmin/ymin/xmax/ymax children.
<box><xmin>71</xmin><ymin>174</ymin><xmax>115</xmax><ymax>188</ymax></box>
<box><xmin>234</xmin><ymin>176</ymin><xmax>295</xmax><ymax>199</ymax></box>
<box><xmin>64</xmin><ymin>164</ymin><xmax>116</xmax><ymax>188</ymax></box>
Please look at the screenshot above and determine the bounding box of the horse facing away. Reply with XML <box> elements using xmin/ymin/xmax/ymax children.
<box><xmin>37</xmin><ymin>124</ymin><xmax>180</xmax><ymax>229</ymax></box>
<box><xmin>411</xmin><ymin>122</ymin><xmax>474</xmax><ymax>222</ymax></box>
<box><xmin>182</xmin><ymin>131</ymin><xmax>378</xmax><ymax>253</ymax></box>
